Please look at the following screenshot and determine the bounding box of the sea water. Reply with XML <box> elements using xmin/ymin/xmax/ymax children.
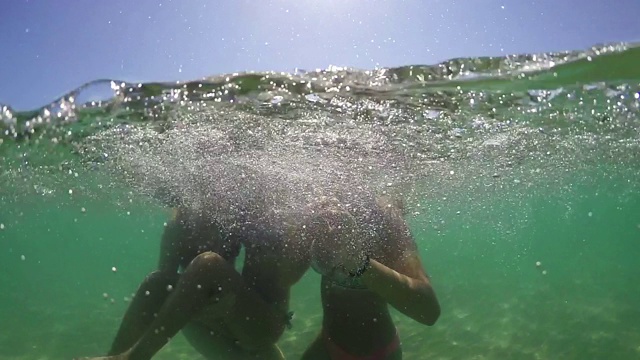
<box><xmin>1</xmin><ymin>43</ymin><xmax>639</xmax><ymax>359</ymax></box>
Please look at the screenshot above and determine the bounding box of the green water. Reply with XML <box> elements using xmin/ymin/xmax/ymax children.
<box><xmin>1</xmin><ymin>43</ymin><xmax>640</xmax><ymax>359</ymax></box>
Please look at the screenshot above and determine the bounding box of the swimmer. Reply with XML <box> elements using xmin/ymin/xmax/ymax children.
<box><xmin>301</xmin><ymin>196</ymin><xmax>440</xmax><ymax>360</ymax></box>
<box><xmin>77</xmin><ymin>207</ymin><xmax>310</xmax><ymax>360</ymax></box>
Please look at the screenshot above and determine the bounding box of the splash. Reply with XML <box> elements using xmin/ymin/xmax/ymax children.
<box><xmin>1</xmin><ymin>42</ymin><xmax>639</xmax><ymax>229</ymax></box>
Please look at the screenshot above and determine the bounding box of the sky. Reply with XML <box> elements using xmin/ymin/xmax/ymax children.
<box><xmin>1</xmin><ymin>0</ymin><xmax>639</xmax><ymax>110</ymax></box>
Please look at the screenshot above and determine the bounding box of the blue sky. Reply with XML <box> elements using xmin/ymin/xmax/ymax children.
<box><xmin>1</xmin><ymin>0</ymin><xmax>639</xmax><ymax>110</ymax></box>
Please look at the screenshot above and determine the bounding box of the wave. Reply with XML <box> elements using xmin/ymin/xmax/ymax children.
<box><xmin>1</xmin><ymin>42</ymin><xmax>638</xmax><ymax>141</ymax></box>
<box><xmin>1</xmin><ymin>42</ymin><xmax>639</xmax><ymax>218</ymax></box>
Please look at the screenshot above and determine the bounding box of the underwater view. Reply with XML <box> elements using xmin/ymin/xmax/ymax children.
<box><xmin>1</xmin><ymin>42</ymin><xmax>640</xmax><ymax>359</ymax></box>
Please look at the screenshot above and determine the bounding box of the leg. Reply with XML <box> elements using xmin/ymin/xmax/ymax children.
<box><xmin>182</xmin><ymin>322</ymin><xmax>285</xmax><ymax>360</ymax></box>
<box><xmin>109</xmin><ymin>271</ymin><xmax>177</xmax><ymax>355</ymax></box>
<box><xmin>127</xmin><ymin>251</ymin><xmax>242</xmax><ymax>360</ymax></box>
<box><xmin>81</xmin><ymin>251</ymin><xmax>243</xmax><ymax>360</ymax></box>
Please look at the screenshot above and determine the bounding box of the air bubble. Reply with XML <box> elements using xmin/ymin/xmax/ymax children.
<box><xmin>0</xmin><ymin>223</ymin><xmax>4</xmax><ymax>230</ymax></box>
<box><xmin>166</xmin><ymin>285</ymin><xmax>173</xmax><ymax>292</ymax></box>
<box><xmin>111</xmin><ymin>266</ymin><xmax>117</xmax><ymax>272</ymax></box>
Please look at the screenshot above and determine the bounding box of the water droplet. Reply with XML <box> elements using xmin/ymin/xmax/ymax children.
<box><xmin>166</xmin><ymin>285</ymin><xmax>173</xmax><ymax>292</ymax></box>
<box><xmin>542</xmin><ymin>270</ymin><xmax>547</xmax><ymax>275</ymax></box>
<box><xmin>588</xmin><ymin>212</ymin><xmax>593</xmax><ymax>217</ymax></box>
<box><xmin>0</xmin><ymin>223</ymin><xmax>4</xmax><ymax>230</ymax></box>
<box><xmin>111</xmin><ymin>266</ymin><xmax>117</xmax><ymax>272</ymax></box>
<box><xmin>103</xmin><ymin>293</ymin><xmax>109</xmax><ymax>299</ymax></box>
<box><xmin>81</xmin><ymin>207</ymin><xmax>86</xmax><ymax>213</ymax></box>
<box><xmin>145</xmin><ymin>291</ymin><xmax>150</xmax><ymax>296</ymax></box>
<box><xmin>68</xmin><ymin>189</ymin><xmax>73</xmax><ymax>195</ymax></box>
<box><xmin>20</xmin><ymin>255</ymin><xmax>26</xmax><ymax>261</ymax></box>
<box><xmin>535</xmin><ymin>261</ymin><xmax>541</xmax><ymax>267</ymax></box>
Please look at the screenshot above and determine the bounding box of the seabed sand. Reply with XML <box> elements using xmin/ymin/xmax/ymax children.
<box><xmin>3</xmin><ymin>279</ymin><xmax>639</xmax><ymax>360</ymax></box>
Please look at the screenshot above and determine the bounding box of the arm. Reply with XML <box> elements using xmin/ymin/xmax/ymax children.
<box><xmin>360</xmin><ymin>251</ymin><xmax>440</xmax><ymax>326</ymax></box>
<box><xmin>361</xmin><ymin>198</ymin><xmax>440</xmax><ymax>325</ymax></box>
<box><xmin>157</xmin><ymin>208</ymin><xmax>184</xmax><ymax>275</ymax></box>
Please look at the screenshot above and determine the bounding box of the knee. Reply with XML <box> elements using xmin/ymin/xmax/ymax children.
<box><xmin>184</xmin><ymin>252</ymin><xmax>237</xmax><ymax>299</ymax></box>
<box><xmin>188</xmin><ymin>251</ymin><xmax>227</xmax><ymax>272</ymax></box>
<box><xmin>189</xmin><ymin>251</ymin><xmax>226</xmax><ymax>268</ymax></box>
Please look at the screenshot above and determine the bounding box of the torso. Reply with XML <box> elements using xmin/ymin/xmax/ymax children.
<box><xmin>320</xmin><ymin>278</ymin><xmax>397</xmax><ymax>356</ymax></box>
<box><xmin>318</xmin><ymin>196</ymin><xmax>412</xmax><ymax>356</ymax></box>
<box><xmin>180</xmin><ymin>217</ymin><xmax>309</xmax><ymax>328</ymax></box>
<box><xmin>240</xmin><ymin>223</ymin><xmax>311</xmax><ymax>309</ymax></box>
<box><xmin>174</xmin><ymin>211</ymin><xmax>241</xmax><ymax>270</ymax></box>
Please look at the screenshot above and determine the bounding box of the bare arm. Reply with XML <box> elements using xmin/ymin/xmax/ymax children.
<box><xmin>361</xmin><ymin>252</ymin><xmax>440</xmax><ymax>325</ymax></box>
<box><xmin>361</xmin><ymin>198</ymin><xmax>440</xmax><ymax>325</ymax></box>
<box><xmin>157</xmin><ymin>208</ymin><xmax>184</xmax><ymax>274</ymax></box>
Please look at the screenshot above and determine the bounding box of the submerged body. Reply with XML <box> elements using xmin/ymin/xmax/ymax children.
<box><xmin>81</xmin><ymin>208</ymin><xmax>309</xmax><ymax>360</ymax></box>
<box><xmin>302</xmin><ymin>197</ymin><xmax>440</xmax><ymax>360</ymax></box>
